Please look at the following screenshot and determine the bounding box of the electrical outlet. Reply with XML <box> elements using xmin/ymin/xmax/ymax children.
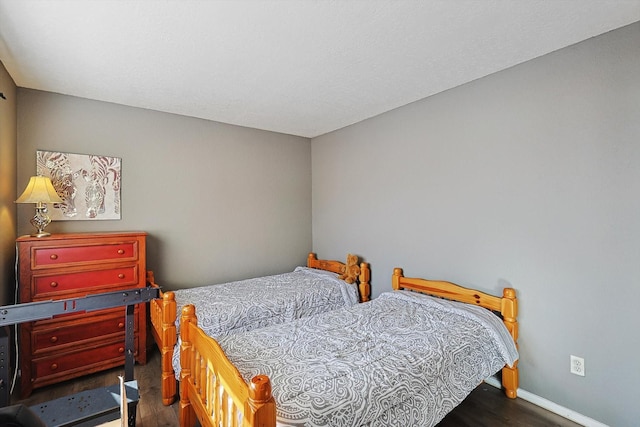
<box><xmin>570</xmin><ymin>355</ymin><xmax>585</xmax><ymax>376</ymax></box>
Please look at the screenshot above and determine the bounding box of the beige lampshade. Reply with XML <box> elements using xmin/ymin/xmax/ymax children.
<box><xmin>16</xmin><ymin>176</ymin><xmax>64</xmax><ymax>204</ymax></box>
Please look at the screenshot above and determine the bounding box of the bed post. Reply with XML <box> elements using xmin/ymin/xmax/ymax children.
<box><xmin>358</xmin><ymin>262</ymin><xmax>371</xmax><ymax>302</ymax></box>
<box><xmin>147</xmin><ymin>271</ymin><xmax>179</xmax><ymax>405</ymax></box>
<box><xmin>501</xmin><ymin>287</ymin><xmax>519</xmax><ymax>398</ymax></box>
<box><xmin>246</xmin><ymin>375</ymin><xmax>277</xmax><ymax>426</ymax></box>
<box><xmin>161</xmin><ymin>291</ymin><xmax>177</xmax><ymax>405</ymax></box>
<box><xmin>146</xmin><ymin>270</ymin><xmax>155</xmax><ymax>286</ymax></box>
<box><xmin>392</xmin><ymin>267</ymin><xmax>403</xmax><ymax>290</ymax></box>
<box><xmin>179</xmin><ymin>304</ymin><xmax>197</xmax><ymax>427</ymax></box>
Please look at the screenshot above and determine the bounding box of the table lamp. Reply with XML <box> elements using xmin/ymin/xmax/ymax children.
<box><xmin>15</xmin><ymin>175</ymin><xmax>63</xmax><ymax>237</ymax></box>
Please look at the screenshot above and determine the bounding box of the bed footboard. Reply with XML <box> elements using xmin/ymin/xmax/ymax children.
<box><xmin>179</xmin><ymin>304</ymin><xmax>276</xmax><ymax>427</ymax></box>
<box><xmin>148</xmin><ymin>271</ymin><xmax>178</xmax><ymax>405</ymax></box>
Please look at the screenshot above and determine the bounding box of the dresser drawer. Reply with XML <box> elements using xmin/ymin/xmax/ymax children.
<box><xmin>31</xmin><ymin>338</ymin><xmax>139</xmax><ymax>383</ymax></box>
<box><xmin>31</xmin><ymin>240</ymin><xmax>139</xmax><ymax>269</ymax></box>
<box><xmin>32</xmin><ymin>309</ymin><xmax>139</xmax><ymax>354</ymax></box>
<box><xmin>32</xmin><ymin>266</ymin><xmax>139</xmax><ymax>298</ymax></box>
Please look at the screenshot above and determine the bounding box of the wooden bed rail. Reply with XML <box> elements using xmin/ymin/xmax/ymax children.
<box><xmin>392</xmin><ymin>267</ymin><xmax>519</xmax><ymax>398</ymax></box>
<box><xmin>179</xmin><ymin>304</ymin><xmax>276</xmax><ymax>427</ymax></box>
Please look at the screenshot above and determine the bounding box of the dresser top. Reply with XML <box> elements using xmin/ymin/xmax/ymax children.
<box><xmin>17</xmin><ymin>231</ymin><xmax>147</xmax><ymax>242</ymax></box>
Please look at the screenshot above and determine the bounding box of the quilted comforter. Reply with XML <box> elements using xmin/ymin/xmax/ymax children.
<box><xmin>219</xmin><ymin>290</ymin><xmax>519</xmax><ymax>427</ymax></box>
<box><xmin>172</xmin><ymin>266</ymin><xmax>359</xmax><ymax>376</ymax></box>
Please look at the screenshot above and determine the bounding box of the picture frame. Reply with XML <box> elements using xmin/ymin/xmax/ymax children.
<box><xmin>36</xmin><ymin>150</ymin><xmax>122</xmax><ymax>221</ymax></box>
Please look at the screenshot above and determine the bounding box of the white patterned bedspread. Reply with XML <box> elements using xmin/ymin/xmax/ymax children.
<box><xmin>172</xmin><ymin>267</ymin><xmax>359</xmax><ymax>376</ymax></box>
<box><xmin>218</xmin><ymin>290</ymin><xmax>519</xmax><ymax>427</ymax></box>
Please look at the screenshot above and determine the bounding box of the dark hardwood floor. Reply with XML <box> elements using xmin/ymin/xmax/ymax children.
<box><xmin>13</xmin><ymin>348</ymin><xmax>582</xmax><ymax>426</ymax></box>
<box><xmin>12</xmin><ymin>348</ymin><xmax>180</xmax><ymax>427</ymax></box>
<box><xmin>437</xmin><ymin>384</ymin><xmax>582</xmax><ymax>427</ymax></box>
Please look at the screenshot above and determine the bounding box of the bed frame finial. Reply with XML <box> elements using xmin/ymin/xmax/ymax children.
<box><xmin>247</xmin><ymin>375</ymin><xmax>276</xmax><ymax>425</ymax></box>
<box><xmin>392</xmin><ymin>268</ymin><xmax>403</xmax><ymax>290</ymax></box>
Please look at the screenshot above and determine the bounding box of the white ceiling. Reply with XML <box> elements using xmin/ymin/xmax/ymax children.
<box><xmin>1</xmin><ymin>1</ymin><xmax>639</xmax><ymax>138</ymax></box>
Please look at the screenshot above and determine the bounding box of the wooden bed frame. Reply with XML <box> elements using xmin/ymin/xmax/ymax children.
<box><xmin>148</xmin><ymin>252</ymin><xmax>371</xmax><ymax>405</ymax></box>
<box><xmin>177</xmin><ymin>268</ymin><xmax>519</xmax><ymax>427</ymax></box>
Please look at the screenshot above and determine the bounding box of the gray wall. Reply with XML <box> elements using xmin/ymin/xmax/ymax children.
<box><xmin>16</xmin><ymin>91</ymin><xmax>312</xmax><ymax>289</ymax></box>
<box><xmin>0</xmin><ymin>61</ymin><xmax>17</xmax><ymax>306</ymax></box>
<box><xmin>312</xmin><ymin>23</ymin><xmax>639</xmax><ymax>427</ymax></box>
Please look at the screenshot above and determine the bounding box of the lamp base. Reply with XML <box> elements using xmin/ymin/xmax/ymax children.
<box><xmin>30</xmin><ymin>204</ymin><xmax>53</xmax><ymax>238</ymax></box>
<box><xmin>30</xmin><ymin>231</ymin><xmax>52</xmax><ymax>238</ymax></box>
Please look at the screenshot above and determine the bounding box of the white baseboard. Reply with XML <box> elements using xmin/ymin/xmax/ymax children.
<box><xmin>483</xmin><ymin>376</ymin><xmax>609</xmax><ymax>427</ymax></box>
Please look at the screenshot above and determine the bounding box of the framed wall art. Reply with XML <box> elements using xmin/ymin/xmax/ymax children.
<box><xmin>36</xmin><ymin>150</ymin><xmax>122</xmax><ymax>220</ymax></box>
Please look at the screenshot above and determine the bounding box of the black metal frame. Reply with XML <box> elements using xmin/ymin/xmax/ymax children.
<box><xmin>0</xmin><ymin>286</ymin><xmax>160</xmax><ymax>426</ymax></box>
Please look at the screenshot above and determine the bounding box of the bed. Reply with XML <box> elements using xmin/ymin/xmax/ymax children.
<box><xmin>177</xmin><ymin>267</ymin><xmax>519</xmax><ymax>427</ymax></box>
<box><xmin>149</xmin><ymin>252</ymin><xmax>371</xmax><ymax>405</ymax></box>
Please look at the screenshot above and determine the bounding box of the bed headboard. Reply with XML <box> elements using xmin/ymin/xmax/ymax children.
<box><xmin>392</xmin><ymin>267</ymin><xmax>519</xmax><ymax>398</ymax></box>
<box><xmin>307</xmin><ymin>252</ymin><xmax>371</xmax><ymax>302</ymax></box>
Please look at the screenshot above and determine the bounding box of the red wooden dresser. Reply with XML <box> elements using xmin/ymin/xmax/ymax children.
<box><xmin>17</xmin><ymin>232</ymin><xmax>147</xmax><ymax>398</ymax></box>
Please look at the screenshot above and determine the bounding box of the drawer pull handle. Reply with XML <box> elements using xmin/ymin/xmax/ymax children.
<box><xmin>50</xmin><ymin>282</ymin><xmax>58</xmax><ymax>288</ymax></box>
<box><xmin>50</xmin><ymin>336</ymin><xmax>58</xmax><ymax>343</ymax></box>
<box><xmin>118</xmin><ymin>322</ymin><xmax>124</xmax><ymax>329</ymax></box>
<box><xmin>50</xmin><ymin>254</ymin><xmax>58</xmax><ymax>260</ymax></box>
<box><xmin>118</xmin><ymin>347</ymin><xmax>124</xmax><ymax>353</ymax></box>
<box><xmin>50</xmin><ymin>363</ymin><xmax>58</xmax><ymax>370</ymax></box>
<box><xmin>118</xmin><ymin>273</ymin><xmax>125</xmax><ymax>279</ymax></box>
<box><xmin>117</xmin><ymin>249</ymin><xmax>125</xmax><ymax>255</ymax></box>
